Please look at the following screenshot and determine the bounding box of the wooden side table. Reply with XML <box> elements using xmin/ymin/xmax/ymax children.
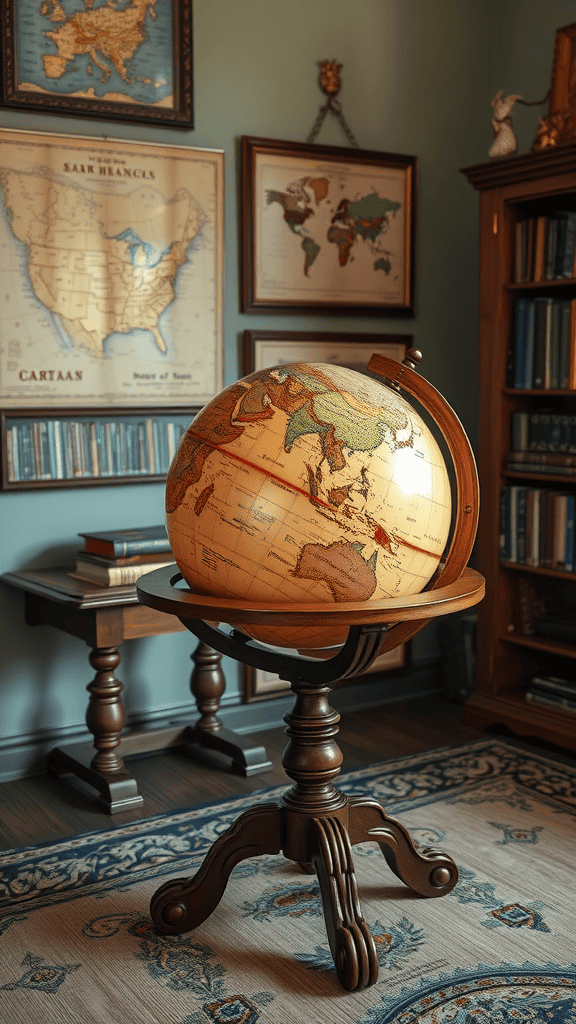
<box><xmin>1</xmin><ymin>567</ymin><xmax>271</xmax><ymax>813</ymax></box>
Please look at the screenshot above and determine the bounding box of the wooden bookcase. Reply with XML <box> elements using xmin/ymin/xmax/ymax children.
<box><xmin>462</xmin><ymin>143</ymin><xmax>576</xmax><ymax>752</ymax></box>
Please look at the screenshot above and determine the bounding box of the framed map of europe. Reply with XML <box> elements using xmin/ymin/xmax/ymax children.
<box><xmin>0</xmin><ymin>0</ymin><xmax>193</xmax><ymax>128</ymax></box>
<box><xmin>0</xmin><ymin>129</ymin><xmax>223</xmax><ymax>408</ymax></box>
<box><xmin>241</xmin><ymin>136</ymin><xmax>416</xmax><ymax>316</ymax></box>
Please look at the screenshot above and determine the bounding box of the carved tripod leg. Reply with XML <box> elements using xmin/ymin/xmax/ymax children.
<box><xmin>151</xmin><ymin>802</ymin><xmax>282</xmax><ymax>935</ymax></box>
<box><xmin>311</xmin><ymin>816</ymin><xmax>379</xmax><ymax>992</ymax></box>
<box><xmin>348</xmin><ymin>798</ymin><xmax>458</xmax><ymax>898</ymax></box>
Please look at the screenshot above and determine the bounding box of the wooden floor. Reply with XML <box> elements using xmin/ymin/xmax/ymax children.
<box><xmin>0</xmin><ymin>696</ymin><xmax>484</xmax><ymax>852</ymax></box>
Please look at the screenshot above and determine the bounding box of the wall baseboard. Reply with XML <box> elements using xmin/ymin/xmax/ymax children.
<box><xmin>0</xmin><ymin>662</ymin><xmax>442</xmax><ymax>783</ymax></box>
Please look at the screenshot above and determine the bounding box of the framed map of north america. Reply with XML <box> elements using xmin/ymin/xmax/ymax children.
<box><xmin>0</xmin><ymin>129</ymin><xmax>223</xmax><ymax>409</ymax></box>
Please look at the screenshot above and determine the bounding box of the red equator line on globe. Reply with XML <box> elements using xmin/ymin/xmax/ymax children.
<box><xmin>205</xmin><ymin>438</ymin><xmax>441</xmax><ymax>562</ymax></box>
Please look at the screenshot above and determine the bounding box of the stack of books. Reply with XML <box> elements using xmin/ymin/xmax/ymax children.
<box><xmin>70</xmin><ymin>525</ymin><xmax>174</xmax><ymax>587</ymax></box>
<box><xmin>525</xmin><ymin>674</ymin><xmax>576</xmax><ymax>715</ymax></box>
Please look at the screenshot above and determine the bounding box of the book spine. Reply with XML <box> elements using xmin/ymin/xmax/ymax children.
<box><xmin>7</xmin><ymin>424</ymin><xmax>17</xmax><ymax>481</ymax></box>
<box><xmin>529</xmin><ymin>675</ymin><xmax>576</xmax><ymax>699</ymax></box>
<box><xmin>107</xmin><ymin>538</ymin><xmax>172</xmax><ymax>557</ymax></box>
<box><xmin>511</xmin><ymin>410</ymin><xmax>529</xmax><ymax>451</ymax></box>
<box><xmin>545</xmin><ymin>217</ymin><xmax>559</xmax><ymax>280</ymax></box>
<box><xmin>145</xmin><ymin>418</ymin><xmax>155</xmax><ymax>475</ymax></box>
<box><xmin>561</xmin><ymin>497</ymin><xmax>569</xmax><ymax>577</ymax></box>
<box><xmin>75</xmin><ymin>561</ymin><xmax>173</xmax><ymax>586</ymax></box>
<box><xmin>516</xmin><ymin>487</ymin><xmax>527</xmax><ymax>563</ymax></box>
<box><xmin>512</xmin><ymin>298</ymin><xmax>528</xmax><ymax>388</ymax></box>
<box><xmin>560</xmin><ymin>212</ymin><xmax>576</xmax><ymax>278</ymax></box>
<box><xmin>506</xmin><ymin>462</ymin><xmax>576</xmax><ymax>476</ymax></box>
<box><xmin>500</xmin><ymin>485</ymin><xmax>510</xmax><ymax>561</ymax></box>
<box><xmin>525</xmin><ymin>690</ymin><xmax>576</xmax><ymax>713</ymax></box>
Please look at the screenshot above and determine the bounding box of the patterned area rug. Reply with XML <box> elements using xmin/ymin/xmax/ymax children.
<box><xmin>0</xmin><ymin>738</ymin><xmax>575</xmax><ymax>1023</ymax></box>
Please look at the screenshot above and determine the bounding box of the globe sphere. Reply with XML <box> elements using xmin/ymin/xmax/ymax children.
<box><xmin>166</xmin><ymin>362</ymin><xmax>452</xmax><ymax>651</ymax></box>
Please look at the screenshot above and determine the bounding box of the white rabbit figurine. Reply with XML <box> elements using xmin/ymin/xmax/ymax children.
<box><xmin>489</xmin><ymin>90</ymin><xmax>523</xmax><ymax>157</ymax></box>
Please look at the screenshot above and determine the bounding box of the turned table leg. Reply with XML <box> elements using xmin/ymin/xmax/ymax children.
<box><xmin>184</xmin><ymin>640</ymin><xmax>272</xmax><ymax>775</ymax></box>
<box><xmin>47</xmin><ymin>644</ymin><xmax>143</xmax><ymax>814</ymax></box>
<box><xmin>85</xmin><ymin>647</ymin><xmax>126</xmax><ymax>774</ymax></box>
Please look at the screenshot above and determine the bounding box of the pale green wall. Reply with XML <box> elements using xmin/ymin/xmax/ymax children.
<box><xmin>0</xmin><ymin>0</ymin><xmax>572</xmax><ymax>772</ymax></box>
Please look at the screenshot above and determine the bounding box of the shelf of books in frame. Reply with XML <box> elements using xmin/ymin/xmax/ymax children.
<box><xmin>0</xmin><ymin>407</ymin><xmax>199</xmax><ymax>491</ymax></box>
<box><xmin>463</xmin><ymin>142</ymin><xmax>576</xmax><ymax>747</ymax></box>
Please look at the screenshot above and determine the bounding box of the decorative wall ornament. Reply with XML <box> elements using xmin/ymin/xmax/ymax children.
<box><xmin>306</xmin><ymin>60</ymin><xmax>359</xmax><ymax>148</ymax></box>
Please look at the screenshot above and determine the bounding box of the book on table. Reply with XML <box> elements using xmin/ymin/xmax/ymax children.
<box><xmin>71</xmin><ymin>555</ymin><xmax>175</xmax><ymax>587</ymax></box>
<box><xmin>78</xmin><ymin>525</ymin><xmax>172</xmax><ymax>558</ymax></box>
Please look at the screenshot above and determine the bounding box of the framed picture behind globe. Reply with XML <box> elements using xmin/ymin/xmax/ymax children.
<box><xmin>241</xmin><ymin>136</ymin><xmax>416</xmax><ymax>316</ymax></box>
<box><xmin>0</xmin><ymin>0</ymin><xmax>194</xmax><ymax>129</ymax></box>
<box><xmin>244</xmin><ymin>644</ymin><xmax>408</xmax><ymax>701</ymax></box>
<box><xmin>242</xmin><ymin>331</ymin><xmax>411</xmax><ymax>701</ymax></box>
<box><xmin>243</xmin><ymin>330</ymin><xmax>410</xmax><ymax>376</ymax></box>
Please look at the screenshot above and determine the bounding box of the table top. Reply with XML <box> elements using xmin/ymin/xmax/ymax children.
<box><xmin>1</xmin><ymin>566</ymin><xmax>167</xmax><ymax>609</ymax></box>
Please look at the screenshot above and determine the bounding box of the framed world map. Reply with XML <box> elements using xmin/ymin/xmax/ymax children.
<box><xmin>0</xmin><ymin>0</ymin><xmax>193</xmax><ymax>129</ymax></box>
<box><xmin>241</xmin><ymin>136</ymin><xmax>417</xmax><ymax>316</ymax></box>
<box><xmin>0</xmin><ymin>128</ymin><xmax>223</xmax><ymax>409</ymax></box>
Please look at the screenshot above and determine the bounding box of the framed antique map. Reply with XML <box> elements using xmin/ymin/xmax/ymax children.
<box><xmin>243</xmin><ymin>330</ymin><xmax>410</xmax><ymax>377</ymax></box>
<box><xmin>0</xmin><ymin>129</ymin><xmax>223</xmax><ymax>409</ymax></box>
<box><xmin>0</xmin><ymin>0</ymin><xmax>194</xmax><ymax>128</ymax></box>
<box><xmin>241</xmin><ymin>136</ymin><xmax>416</xmax><ymax>315</ymax></box>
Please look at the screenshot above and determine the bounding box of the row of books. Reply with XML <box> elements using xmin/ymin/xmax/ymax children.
<box><xmin>508</xmin><ymin>297</ymin><xmax>575</xmax><ymax>390</ymax></box>
<box><xmin>5</xmin><ymin>414</ymin><xmax>191</xmax><ymax>483</ymax></box>
<box><xmin>525</xmin><ymin>674</ymin><xmax>576</xmax><ymax>715</ymax></box>
<box><xmin>508</xmin><ymin>410</ymin><xmax>576</xmax><ymax>476</ymax></box>
<box><xmin>514</xmin><ymin>210</ymin><xmax>576</xmax><ymax>284</ymax></box>
<box><xmin>511</xmin><ymin>410</ymin><xmax>576</xmax><ymax>454</ymax></box>
<box><xmin>500</xmin><ymin>485</ymin><xmax>576</xmax><ymax>571</ymax></box>
<box><xmin>69</xmin><ymin>525</ymin><xmax>174</xmax><ymax>587</ymax></box>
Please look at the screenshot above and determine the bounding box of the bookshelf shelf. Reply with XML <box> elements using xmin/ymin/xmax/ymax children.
<box><xmin>505</xmin><ymin>278</ymin><xmax>576</xmax><ymax>291</ymax></box>
<box><xmin>0</xmin><ymin>406</ymin><xmax>198</xmax><ymax>491</ymax></box>
<box><xmin>502</xmin><ymin>388</ymin><xmax>575</xmax><ymax>396</ymax></box>
<box><xmin>500</xmin><ymin>631</ymin><xmax>576</xmax><ymax>660</ymax></box>
<box><xmin>501</xmin><ymin>561</ymin><xmax>576</xmax><ymax>581</ymax></box>
<box><xmin>504</xmin><ymin>471</ymin><xmax>576</xmax><ymax>484</ymax></box>
<box><xmin>462</xmin><ymin>143</ymin><xmax>576</xmax><ymax>752</ymax></box>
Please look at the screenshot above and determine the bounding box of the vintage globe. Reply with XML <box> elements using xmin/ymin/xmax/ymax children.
<box><xmin>166</xmin><ymin>362</ymin><xmax>452</xmax><ymax>651</ymax></box>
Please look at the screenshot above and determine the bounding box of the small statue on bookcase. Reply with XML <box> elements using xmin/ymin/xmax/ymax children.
<box><xmin>489</xmin><ymin>90</ymin><xmax>523</xmax><ymax>157</ymax></box>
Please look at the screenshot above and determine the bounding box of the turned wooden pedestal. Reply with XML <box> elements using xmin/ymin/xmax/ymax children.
<box><xmin>137</xmin><ymin>565</ymin><xmax>485</xmax><ymax>990</ymax></box>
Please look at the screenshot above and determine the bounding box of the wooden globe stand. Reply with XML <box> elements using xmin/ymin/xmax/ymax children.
<box><xmin>138</xmin><ymin>567</ymin><xmax>484</xmax><ymax>992</ymax></box>
<box><xmin>136</xmin><ymin>349</ymin><xmax>484</xmax><ymax>992</ymax></box>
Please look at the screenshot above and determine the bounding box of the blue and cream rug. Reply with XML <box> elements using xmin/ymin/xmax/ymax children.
<box><xmin>0</xmin><ymin>738</ymin><xmax>575</xmax><ymax>1023</ymax></box>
